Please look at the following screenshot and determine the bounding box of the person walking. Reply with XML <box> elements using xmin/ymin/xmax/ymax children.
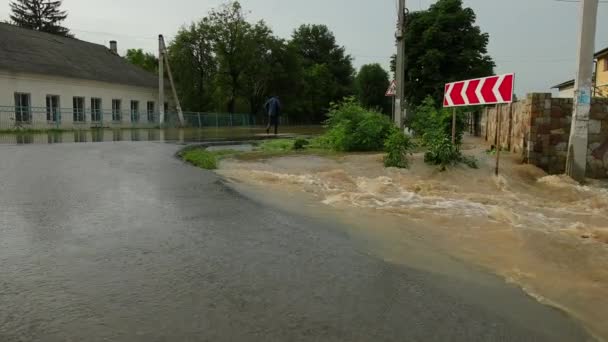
<box><xmin>264</xmin><ymin>95</ymin><xmax>281</xmax><ymax>135</ymax></box>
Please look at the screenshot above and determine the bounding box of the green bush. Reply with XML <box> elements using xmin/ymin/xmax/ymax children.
<box><xmin>424</xmin><ymin>136</ymin><xmax>461</xmax><ymax>170</ymax></box>
<box><xmin>424</xmin><ymin>136</ymin><xmax>478</xmax><ymax>170</ymax></box>
<box><xmin>293</xmin><ymin>138</ymin><xmax>310</xmax><ymax>150</ymax></box>
<box><xmin>408</xmin><ymin>96</ymin><xmax>477</xmax><ymax>170</ymax></box>
<box><xmin>384</xmin><ymin>129</ymin><xmax>415</xmax><ymax>168</ymax></box>
<box><xmin>323</xmin><ymin>97</ymin><xmax>394</xmax><ymax>152</ymax></box>
<box><xmin>410</xmin><ymin>96</ymin><xmax>466</xmax><ymax>147</ymax></box>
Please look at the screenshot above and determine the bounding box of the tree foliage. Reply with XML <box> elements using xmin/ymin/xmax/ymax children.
<box><xmin>289</xmin><ymin>24</ymin><xmax>355</xmax><ymax>123</ymax></box>
<box><xmin>402</xmin><ymin>0</ymin><xmax>494</xmax><ymax>107</ymax></box>
<box><xmin>9</xmin><ymin>0</ymin><xmax>72</xmax><ymax>37</ymax></box>
<box><xmin>168</xmin><ymin>22</ymin><xmax>216</xmax><ymax>112</ymax></box>
<box><xmin>162</xmin><ymin>2</ymin><xmax>356</xmax><ymax>123</ymax></box>
<box><xmin>356</xmin><ymin>63</ymin><xmax>390</xmax><ymax>114</ymax></box>
<box><xmin>125</xmin><ymin>49</ymin><xmax>158</xmax><ymax>74</ymax></box>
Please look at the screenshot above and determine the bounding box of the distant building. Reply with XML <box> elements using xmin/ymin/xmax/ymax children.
<box><xmin>0</xmin><ymin>23</ymin><xmax>168</xmax><ymax>130</ymax></box>
<box><xmin>551</xmin><ymin>46</ymin><xmax>608</xmax><ymax>98</ymax></box>
<box><xmin>595</xmin><ymin>46</ymin><xmax>608</xmax><ymax>97</ymax></box>
<box><xmin>551</xmin><ymin>79</ymin><xmax>575</xmax><ymax>98</ymax></box>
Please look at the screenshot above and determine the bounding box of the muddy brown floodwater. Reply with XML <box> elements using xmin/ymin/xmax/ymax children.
<box><xmin>218</xmin><ymin>138</ymin><xmax>608</xmax><ymax>341</ymax></box>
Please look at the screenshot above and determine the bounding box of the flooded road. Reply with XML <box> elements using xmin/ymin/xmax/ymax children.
<box><xmin>219</xmin><ymin>143</ymin><xmax>608</xmax><ymax>340</ymax></box>
<box><xmin>0</xmin><ymin>126</ymin><xmax>323</xmax><ymax>145</ymax></box>
<box><xmin>0</xmin><ymin>142</ymin><xmax>592</xmax><ymax>341</ymax></box>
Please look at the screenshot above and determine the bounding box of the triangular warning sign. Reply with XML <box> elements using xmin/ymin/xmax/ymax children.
<box><xmin>385</xmin><ymin>80</ymin><xmax>397</xmax><ymax>97</ymax></box>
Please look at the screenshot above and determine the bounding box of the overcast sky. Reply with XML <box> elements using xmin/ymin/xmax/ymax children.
<box><xmin>2</xmin><ymin>0</ymin><xmax>607</xmax><ymax>96</ymax></box>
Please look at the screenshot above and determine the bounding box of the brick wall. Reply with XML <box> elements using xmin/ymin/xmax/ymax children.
<box><xmin>481</xmin><ymin>93</ymin><xmax>608</xmax><ymax>179</ymax></box>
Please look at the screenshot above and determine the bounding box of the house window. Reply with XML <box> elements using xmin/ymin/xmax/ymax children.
<box><xmin>112</xmin><ymin>99</ymin><xmax>122</xmax><ymax>122</ymax></box>
<box><xmin>604</xmin><ymin>58</ymin><xmax>608</xmax><ymax>72</ymax></box>
<box><xmin>164</xmin><ymin>102</ymin><xmax>169</xmax><ymax>113</ymax></box>
<box><xmin>46</xmin><ymin>95</ymin><xmax>60</xmax><ymax>122</ymax></box>
<box><xmin>73</xmin><ymin>97</ymin><xmax>85</xmax><ymax>122</ymax></box>
<box><xmin>91</xmin><ymin>98</ymin><xmax>102</xmax><ymax>122</ymax></box>
<box><xmin>130</xmin><ymin>100</ymin><xmax>139</xmax><ymax>122</ymax></box>
<box><xmin>147</xmin><ymin>101</ymin><xmax>155</xmax><ymax>122</ymax></box>
<box><xmin>14</xmin><ymin>93</ymin><xmax>31</xmax><ymax>123</ymax></box>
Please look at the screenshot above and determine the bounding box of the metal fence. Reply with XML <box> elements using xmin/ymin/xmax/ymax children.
<box><xmin>0</xmin><ymin>106</ymin><xmax>298</xmax><ymax>130</ymax></box>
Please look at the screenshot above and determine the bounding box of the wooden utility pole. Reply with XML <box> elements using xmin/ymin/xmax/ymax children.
<box><xmin>159</xmin><ymin>35</ymin><xmax>185</xmax><ymax>127</ymax></box>
<box><xmin>566</xmin><ymin>0</ymin><xmax>599</xmax><ymax>182</ymax></box>
<box><xmin>394</xmin><ymin>0</ymin><xmax>406</xmax><ymax>128</ymax></box>
<box><xmin>158</xmin><ymin>35</ymin><xmax>165</xmax><ymax>126</ymax></box>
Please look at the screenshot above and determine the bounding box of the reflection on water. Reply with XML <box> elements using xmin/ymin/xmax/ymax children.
<box><xmin>0</xmin><ymin>126</ymin><xmax>324</xmax><ymax>145</ymax></box>
<box><xmin>217</xmin><ymin>141</ymin><xmax>608</xmax><ymax>340</ymax></box>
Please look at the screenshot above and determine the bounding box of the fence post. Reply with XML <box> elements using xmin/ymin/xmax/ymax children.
<box><xmin>215</xmin><ymin>113</ymin><xmax>219</xmax><ymax>128</ymax></box>
<box><xmin>197</xmin><ymin>112</ymin><xmax>202</xmax><ymax>128</ymax></box>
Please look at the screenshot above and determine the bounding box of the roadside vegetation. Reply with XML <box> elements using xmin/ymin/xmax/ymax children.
<box><xmin>409</xmin><ymin>97</ymin><xmax>478</xmax><ymax>170</ymax></box>
<box><xmin>180</xmin><ymin>96</ymin><xmax>478</xmax><ymax>171</ymax></box>
<box><xmin>180</xmin><ymin>148</ymin><xmax>237</xmax><ymax>170</ymax></box>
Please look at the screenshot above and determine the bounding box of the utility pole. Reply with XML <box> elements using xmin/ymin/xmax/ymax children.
<box><xmin>158</xmin><ymin>35</ymin><xmax>165</xmax><ymax>126</ymax></box>
<box><xmin>159</xmin><ymin>35</ymin><xmax>185</xmax><ymax>127</ymax></box>
<box><xmin>566</xmin><ymin>0</ymin><xmax>599</xmax><ymax>182</ymax></box>
<box><xmin>394</xmin><ymin>0</ymin><xmax>406</xmax><ymax>128</ymax></box>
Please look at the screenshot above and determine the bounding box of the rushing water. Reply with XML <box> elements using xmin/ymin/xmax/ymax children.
<box><xmin>217</xmin><ymin>142</ymin><xmax>608</xmax><ymax>340</ymax></box>
<box><xmin>0</xmin><ymin>126</ymin><xmax>324</xmax><ymax>145</ymax></box>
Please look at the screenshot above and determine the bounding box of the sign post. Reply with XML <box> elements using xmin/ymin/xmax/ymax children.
<box><xmin>386</xmin><ymin>80</ymin><xmax>397</xmax><ymax>122</ymax></box>
<box><xmin>443</xmin><ymin>74</ymin><xmax>515</xmax><ymax>175</ymax></box>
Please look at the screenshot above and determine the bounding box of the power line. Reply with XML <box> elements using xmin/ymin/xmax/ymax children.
<box><xmin>553</xmin><ymin>0</ymin><xmax>608</xmax><ymax>3</ymax></box>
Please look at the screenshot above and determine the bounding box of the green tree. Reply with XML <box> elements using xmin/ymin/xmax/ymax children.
<box><xmin>204</xmin><ymin>1</ymin><xmax>253</xmax><ymax>113</ymax></box>
<box><xmin>167</xmin><ymin>23</ymin><xmax>216</xmax><ymax>112</ymax></box>
<box><xmin>402</xmin><ymin>0</ymin><xmax>494</xmax><ymax>107</ymax></box>
<box><xmin>290</xmin><ymin>24</ymin><xmax>355</xmax><ymax>122</ymax></box>
<box><xmin>9</xmin><ymin>0</ymin><xmax>72</xmax><ymax>37</ymax></box>
<box><xmin>125</xmin><ymin>49</ymin><xmax>158</xmax><ymax>74</ymax></box>
<box><xmin>356</xmin><ymin>64</ymin><xmax>390</xmax><ymax>114</ymax></box>
<box><xmin>238</xmin><ymin>21</ymin><xmax>282</xmax><ymax>116</ymax></box>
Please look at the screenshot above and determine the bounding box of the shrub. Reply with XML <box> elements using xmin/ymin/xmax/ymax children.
<box><xmin>424</xmin><ymin>136</ymin><xmax>461</xmax><ymax>170</ymax></box>
<box><xmin>323</xmin><ymin>97</ymin><xmax>394</xmax><ymax>152</ymax></box>
<box><xmin>408</xmin><ymin>96</ymin><xmax>477</xmax><ymax>170</ymax></box>
<box><xmin>384</xmin><ymin>129</ymin><xmax>415</xmax><ymax>168</ymax></box>
<box><xmin>410</xmin><ymin>96</ymin><xmax>466</xmax><ymax>147</ymax></box>
<box><xmin>293</xmin><ymin>138</ymin><xmax>310</xmax><ymax>150</ymax></box>
<box><xmin>424</xmin><ymin>136</ymin><xmax>478</xmax><ymax>170</ymax></box>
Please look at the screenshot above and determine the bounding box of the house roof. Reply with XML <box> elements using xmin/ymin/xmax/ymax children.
<box><xmin>0</xmin><ymin>23</ymin><xmax>157</xmax><ymax>89</ymax></box>
<box><xmin>551</xmin><ymin>79</ymin><xmax>575</xmax><ymax>89</ymax></box>
<box><xmin>595</xmin><ymin>46</ymin><xmax>608</xmax><ymax>59</ymax></box>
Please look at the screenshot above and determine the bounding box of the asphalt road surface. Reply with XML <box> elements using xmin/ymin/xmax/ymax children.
<box><xmin>0</xmin><ymin>142</ymin><xmax>590</xmax><ymax>341</ymax></box>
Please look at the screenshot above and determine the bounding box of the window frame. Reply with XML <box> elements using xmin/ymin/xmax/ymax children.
<box><xmin>46</xmin><ymin>95</ymin><xmax>60</xmax><ymax>122</ymax></box>
<box><xmin>112</xmin><ymin>99</ymin><xmax>122</xmax><ymax>122</ymax></box>
<box><xmin>14</xmin><ymin>92</ymin><xmax>31</xmax><ymax>123</ymax></box>
<box><xmin>147</xmin><ymin>101</ymin><xmax>155</xmax><ymax>122</ymax></box>
<box><xmin>90</xmin><ymin>97</ymin><xmax>102</xmax><ymax>122</ymax></box>
<box><xmin>73</xmin><ymin>96</ymin><xmax>85</xmax><ymax>123</ymax></box>
<box><xmin>130</xmin><ymin>100</ymin><xmax>139</xmax><ymax>123</ymax></box>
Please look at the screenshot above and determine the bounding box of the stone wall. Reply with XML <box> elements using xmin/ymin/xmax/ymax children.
<box><xmin>480</xmin><ymin>93</ymin><xmax>608</xmax><ymax>179</ymax></box>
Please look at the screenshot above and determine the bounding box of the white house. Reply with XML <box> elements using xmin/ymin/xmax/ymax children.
<box><xmin>0</xmin><ymin>23</ymin><xmax>168</xmax><ymax>130</ymax></box>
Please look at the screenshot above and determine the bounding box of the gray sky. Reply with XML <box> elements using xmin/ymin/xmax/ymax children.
<box><xmin>2</xmin><ymin>0</ymin><xmax>607</xmax><ymax>96</ymax></box>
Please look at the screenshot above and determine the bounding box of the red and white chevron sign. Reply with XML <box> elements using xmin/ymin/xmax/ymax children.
<box><xmin>443</xmin><ymin>74</ymin><xmax>514</xmax><ymax>107</ymax></box>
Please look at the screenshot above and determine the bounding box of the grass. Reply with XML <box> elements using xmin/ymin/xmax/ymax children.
<box><xmin>180</xmin><ymin>148</ymin><xmax>238</xmax><ymax>170</ymax></box>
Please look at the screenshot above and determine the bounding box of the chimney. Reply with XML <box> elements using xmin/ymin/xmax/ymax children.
<box><xmin>109</xmin><ymin>40</ymin><xmax>117</xmax><ymax>54</ymax></box>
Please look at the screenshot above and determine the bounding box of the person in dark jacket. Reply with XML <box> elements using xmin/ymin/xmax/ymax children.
<box><xmin>264</xmin><ymin>96</ymin><xmax>281</xmax><ymax>135</ymax></box>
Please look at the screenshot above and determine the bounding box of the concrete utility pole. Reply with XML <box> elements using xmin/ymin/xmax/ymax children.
<box><xmin>159</xmin><ymin>35</ymin><xmax>185</xmax><ymax>127</ymax></box>
<box><xmin>566</xmin><ymin>0</ymin><xmax>599</xmax><ymax>182</ymax></box>
<box><xmin>158</xmin><ymin>35</ymin><xmax>165</xmax><ymax>126</ymax></box>
<box><xmin>394</xmin><ymin>0</ymin><xmax>406</xmax><ymax>128</ymax></box>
